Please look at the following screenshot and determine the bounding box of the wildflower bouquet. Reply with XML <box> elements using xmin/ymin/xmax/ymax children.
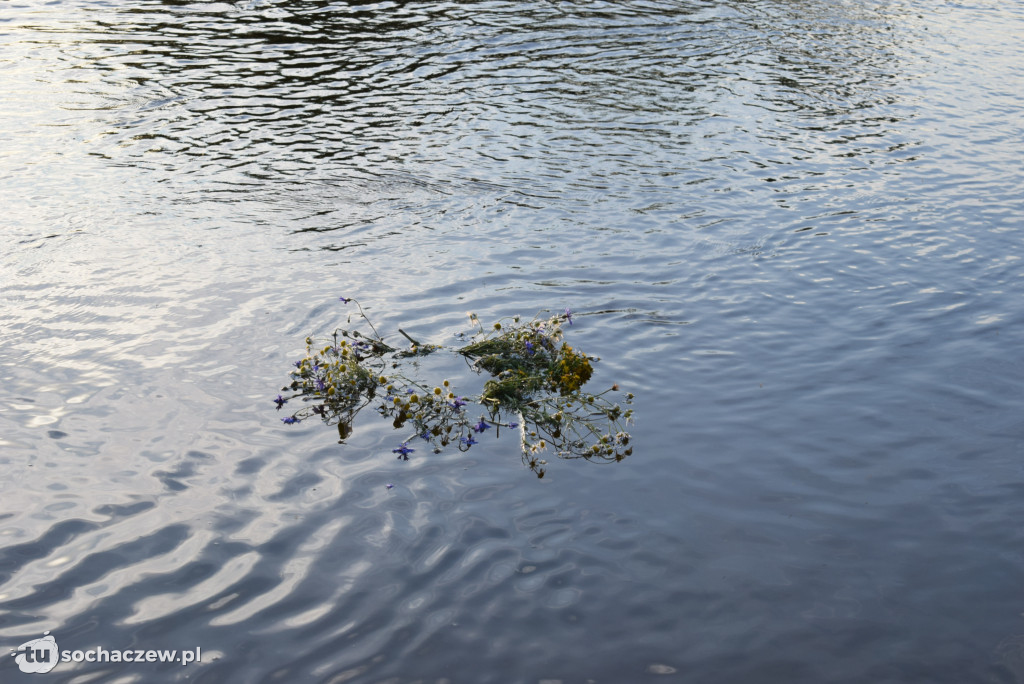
<box><xmin>276</xmin><ymin>298</ymin><xmax>633</xmax><ymax>478</ymax></box>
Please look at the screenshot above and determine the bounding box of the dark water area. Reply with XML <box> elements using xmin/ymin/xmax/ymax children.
<box><xmin>2</xmin><ymin>0</ymin><xmax>1024</xmax><ymax>682</ymax></box>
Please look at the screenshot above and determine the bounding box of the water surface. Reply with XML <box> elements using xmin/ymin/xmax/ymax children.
<box><xmin>2</xmin><ymin>1</ymin><xmax>1024</xmax><ymax>682</ymax></box>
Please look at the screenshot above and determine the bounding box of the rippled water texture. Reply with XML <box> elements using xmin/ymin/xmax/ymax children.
<box><xmin>2</xmin><ymin>0</ymin><xmax>1024</xmax><ymax>682</ymax></box>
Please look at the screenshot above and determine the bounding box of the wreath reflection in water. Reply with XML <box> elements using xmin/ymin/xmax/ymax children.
<box><xmin>276</xmin><ymin>298</ymin><xmax>634</xmax><ymax>478</ymax></box>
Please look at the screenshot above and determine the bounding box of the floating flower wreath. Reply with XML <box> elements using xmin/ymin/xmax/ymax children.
<box><xmin>276</xmin><ymin>298</ymin><xmax>634</xmax><ymax>478</ymax></box>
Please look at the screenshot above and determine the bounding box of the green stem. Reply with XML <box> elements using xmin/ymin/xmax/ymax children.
<box><xmin>398</xmin><ymin>328</ymin><xmax>422</xmax><ymax>346</ymax></box>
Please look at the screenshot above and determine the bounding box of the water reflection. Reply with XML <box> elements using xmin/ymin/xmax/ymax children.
<box><xmin>17</xmin><ymin>0</ymin><xmax>926</xmax><ymax>187</ymax></box>
<box><xmin>3</xmin><ymin>0</ymin><xmax>1024</xmax><ymax>682</ymax></box>
<box><xmin>2</xmin><ymin>0</ymin><xmax>938</xmax><ymax>263</ymax></box>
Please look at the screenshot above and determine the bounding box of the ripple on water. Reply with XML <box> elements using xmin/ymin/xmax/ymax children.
<box><xmin>2</xmin><ymin>0</ymin><xmax>1024</xmax><ymax>682</ymax></box>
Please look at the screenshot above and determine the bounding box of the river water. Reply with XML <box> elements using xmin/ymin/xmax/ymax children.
<box><xmin>2</xmin><ymin>1</ymin><xmax>1023</xmax><ymax>682</ymax></box>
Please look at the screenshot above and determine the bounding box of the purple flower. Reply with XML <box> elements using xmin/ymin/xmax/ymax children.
<box><xmin>282</xmin><ymin>416</ymin><xmax>299</xmax><ymax>424</ymax></box>
<box><xmin>525</xmin><ymin>341</ymin><xmax>535</xmax><ymax>355</ymax></box>
<box><xmin>565</xmin><ymin>308</ymin><xmax>573</xmax><ymax>325</ymax></box>
<box><xmin>315</xmin><ymin>378</ymin><xmax>326</xmax><ymax>392</ymax></box>
<box><xmin>448</xmin><ymin>396</ymin><xmax>468</xmax><ymax>410</ymax></box>
<box><xmin>274</xmin><ymin>394</ymin><xmax>287</xmax><ymax>408</ymax></box>
<box><xmin>393</xmin><ymin>442</ymin><xmax>415</xmax><ymax>460</ymax></box>
<box><xmin>339</xmin><ymin>297</ymin><xmax>351</xmax><ymax>303</ymax></box>
<box><xmin>419</xmin><ymin>431</ymin><xmax>431</xmax><ymax>440</ymax></box>
<box><xmin>294</xmin><ymin>361</ymin><xmax>302</xmax><ymax>368</ymax></box>
<box><xmin>385</xmin><ymin>483</ymin><xmax>394</xmax><ymax>490</ymax></box>
<box><xmin>472</xmin><ymin>419</ymin><xmax>491</xmax><ymax>433</ymax></box>
<box><xmin>508</xmin><ymin>422</ymin><xmax>519</xmax><ymax>428</ymax></box>
<box><xmin>461</xmin><ymin>435</ymin><xmax>478</xmax><ymax>446</ymax></box>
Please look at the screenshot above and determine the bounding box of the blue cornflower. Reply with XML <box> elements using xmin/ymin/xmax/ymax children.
<box><xmin>315</xmin><ymin>378</ymin><xmax>326</xmax><ymax>391</ymax></box>
<box><xmin>461</xmin><ymin>435</ymin><xmax>478</xmax><ymax>446</ymax></box>
<box><xmin>294</xmin><ymin>360</ymin><xmax>302</xmax><ymax>368</ymax></box>
<box><xmin>472</xmin><ymin>419</ymin><xmax>491</xmax><ymax>433</ymax></box>
<box><xmin>565</xmin><ymin>308</ymin><xmax>574</xmax><ymax>325</ymax></box>
<box><xmin>385</xmin><ymin>483</ymin><xmax>394</xmax><ymax>490</ymax></box>
<box><xmin>274</xmin><ymin>394</ymin><xmax>287</xmax><ymax>408</ymax></box>
<box><xmin>508</xmin><ymin>422</ymin><xmax>519</xmax><ymax>428</ymax></box>
<box><xmin>448</xmin><ymin>396</ymin><xmax>468</xmax><ymax>410</ymax></box>
<box><xmin>339</xmin><ymin>297</ymin><xmax>351</xmax><ymax>303</ymax></box>
<box><xmin>525</xmin><ymin>341</ymin><xmax>535</xmax><ymax>355</ymax></box>
<box><xmin>282</xmin><ymin>416</ymin><xmax>299</xmax><ymax>424</ymax></box>
<box><xmin>393</xmin><ymin>442</ymin><xmax>415</xmax><ymax>459</ymax></box>
<box><xmin>419</xmin><ymin>431</ymin><xmax>431</xmax><ymax>441</ymax></box>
